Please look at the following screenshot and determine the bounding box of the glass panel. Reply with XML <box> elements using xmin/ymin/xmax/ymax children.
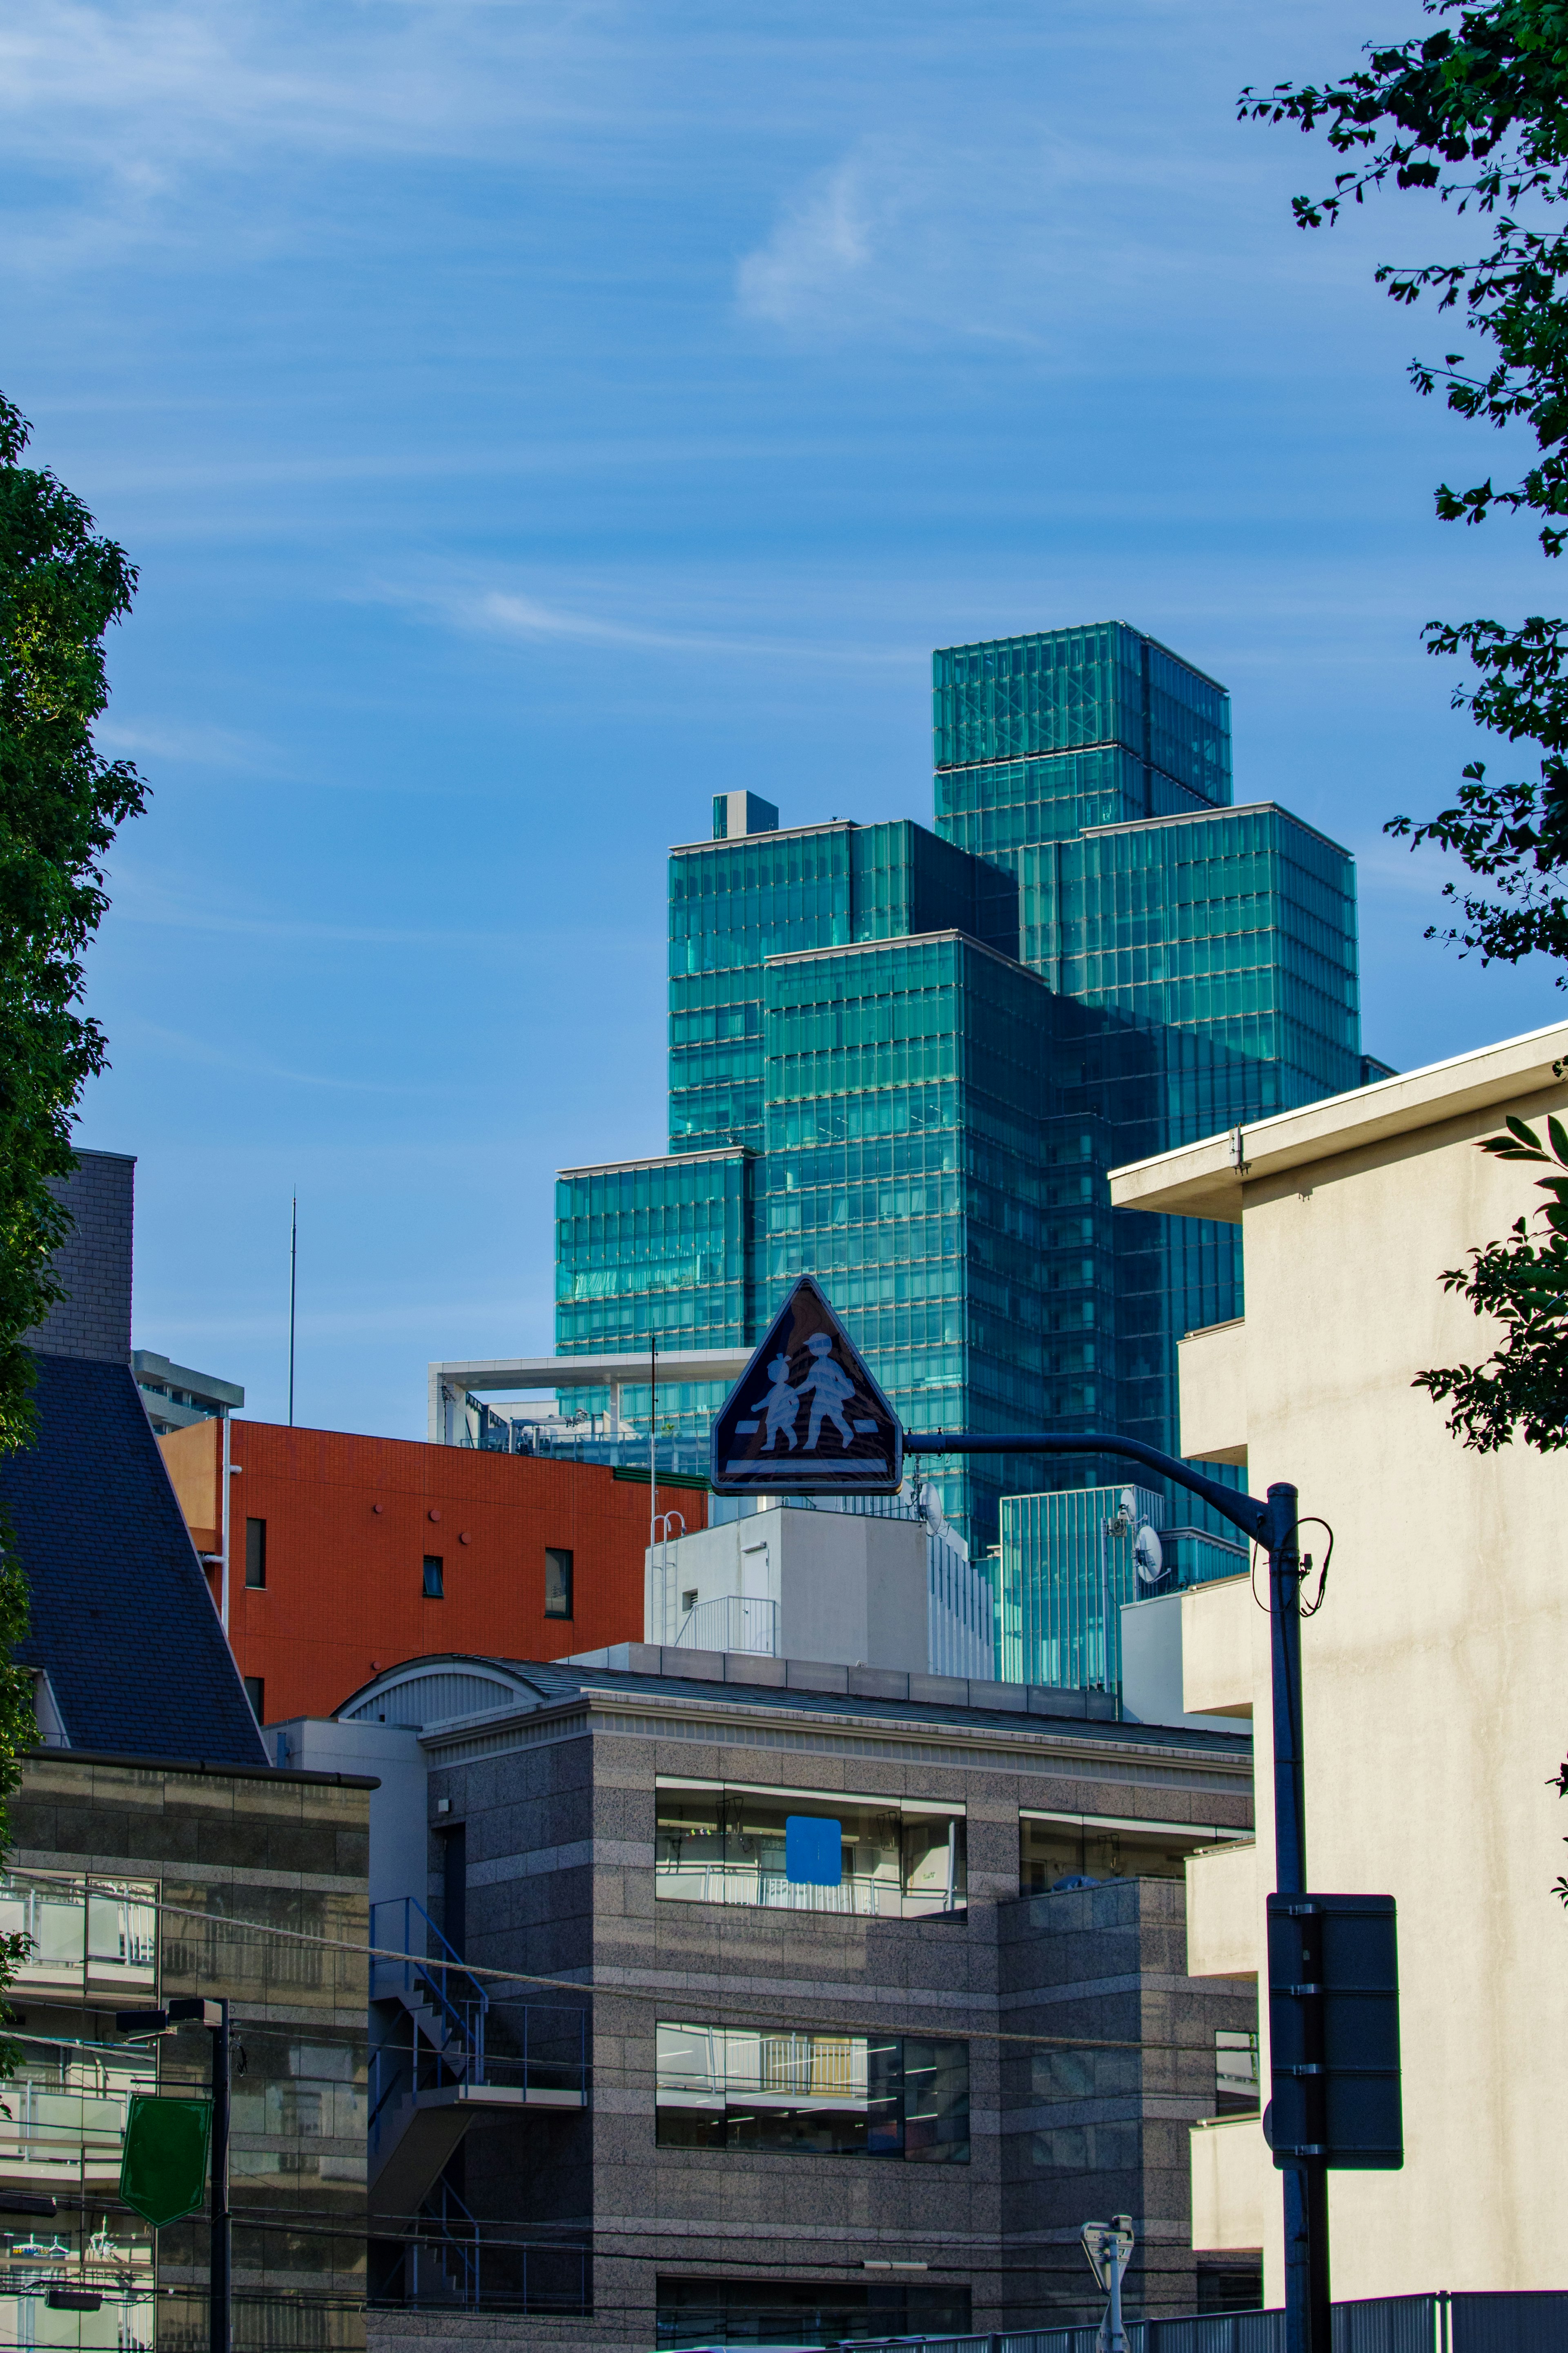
<box><xmin>0</xmin><ymin>1874</ymin><xmax>158</xmax><ymax>1999</ymax></box>
<box><xmin>899</xmin><ymin>2038</ymin><xmax>970</xmax><ymax>2162</ymax></box>
<box><xmin>1019</xmin><ymin>1814</ymin><xmax>1232</xmax><ymax>1896</ymax></box>
<box><xmin>655</xmin><ymin>1783</ymin><xmax>964</xmax><ymax>1920</ymax></box>
<box><xmin>655</xmin><ymin>2025</ymin><xmax>968</xmax><ymax>2163</ymax></box>
<box><xmin>1216</xmin><ymin>2028</ymin><xmax>1260</xmax><ymax>2114</ymax></box>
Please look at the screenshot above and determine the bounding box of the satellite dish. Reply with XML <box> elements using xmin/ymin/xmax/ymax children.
<box><xmin>1134</xmin><ymin>1521</ymin><xmax>1165</xmax><ymax>1584</ymax></box>
<box><xmin>1118</xmin><ymin>1486</ymin><xmax>1137</xmax><ymax>1521</ymax></box>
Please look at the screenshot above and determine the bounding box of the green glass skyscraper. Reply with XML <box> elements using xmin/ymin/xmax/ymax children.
<box><xmin>555</xmin><ymin>622</ymin><xmax>1380</xmax><ymax>1556</ymax></box>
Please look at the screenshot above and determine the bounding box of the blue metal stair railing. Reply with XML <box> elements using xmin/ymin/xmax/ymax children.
<box><xmin>371</xmin><ymin>1896</ymin><xmax>488</xmax><ymax>2086</ymax></box>
<box><xmin>409</xmin><ymin>2172</ymin><xmax>480</xmax><ymax>2307</ymax></box>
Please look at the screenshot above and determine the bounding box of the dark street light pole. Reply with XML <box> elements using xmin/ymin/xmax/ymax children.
<box><xmin>904</xmin><ymin>1428</ymin><xmax>1325</xmax><ymax>2353</ymax></box>
<box><xmin>118</xmin><ymin>1996</ymin><xmax>232</xmax><ymax>2353</ymax></box>
<box><xmin>209</xmin><ymin>1998</ymin><xmax>231</xmax><ymax>2353</ymax></box>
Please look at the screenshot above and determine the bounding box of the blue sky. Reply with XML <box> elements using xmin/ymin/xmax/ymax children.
<box><xmin>6</xmin><ymin>0</ymin><xmax>1561</xmax><ymax>1433</ymax></box>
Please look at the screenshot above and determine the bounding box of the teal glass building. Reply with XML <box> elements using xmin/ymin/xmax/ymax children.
<box><xmin>555</xmin><ymin>620</ymin><xmax>1380</xmax><ymax>1560</ymax></box>
<box><xmin>996</xmin><ymin>1488</ymin><xmax>1248</xmax><ymax>1691</ymax></box>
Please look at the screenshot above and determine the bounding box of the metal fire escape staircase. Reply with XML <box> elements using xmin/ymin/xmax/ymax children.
<box><xmin>368</xmin><ymin>1897</ymin><xmax>586</xmax><ymax>2233</ymax></box>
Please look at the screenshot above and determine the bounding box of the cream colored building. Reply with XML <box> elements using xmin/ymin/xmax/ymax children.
<box><xmin>1109</xmin><ymin>1017</ymin><xmax>1568</xmax><ymax>2306</ymax></box>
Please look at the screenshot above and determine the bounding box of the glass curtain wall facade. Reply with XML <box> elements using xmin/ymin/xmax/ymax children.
<box><xmin>552</xmin><ymin>619</ymin><xmax>1370</xmax><ymax>1577</ymax></box>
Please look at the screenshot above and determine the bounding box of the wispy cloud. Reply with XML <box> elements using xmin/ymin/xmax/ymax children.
<box><xmin>95</xmin><ymin>716</ymin><xmax>283</xmax><ymax>771</ymax></box>
<box><xmin>104</xmin><ymin>864</ymin><xmax>662</xmax><ymax>958</ymax></box>
<box><xmin>393</xmin><ymin>578</ymin><xmax>924</xmax><ymax>667</ymax></box>
<box><xmin>737</xmin><ymin>156</ymin><xmax>883</xmax><ymax>327</ymax></box>
<box><xmin>113</xmin><ymin>1011</ymin><xmax>455</xmax><ymax>1096</ymax></box>
<box><xmin>0</xmin><ymin>0</ymin><xmax>612</xmax><ymax>172</ymax></box>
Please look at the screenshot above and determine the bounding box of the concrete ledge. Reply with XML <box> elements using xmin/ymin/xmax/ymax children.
<box><xmin>784</xmin><ymin>1659</ymin><xmax>850</xmax><ymax>1693</ymax></box>
<box><xmin>726</xmin><ymin>1653</ymin><xmax>785</xmax><ymax>1687</ymax></box>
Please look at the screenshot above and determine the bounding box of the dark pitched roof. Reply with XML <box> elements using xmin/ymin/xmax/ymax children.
<box><xmin>0</xmin><ymin>1354</ymin><xmax>268</xmax><ymax>1767</ymax></box>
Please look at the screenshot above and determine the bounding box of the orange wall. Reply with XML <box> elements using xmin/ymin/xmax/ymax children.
<box><xmin>157</xmin><ymin>1418</ymin><xmax>706</xmax><ymax>1723</ymax></box>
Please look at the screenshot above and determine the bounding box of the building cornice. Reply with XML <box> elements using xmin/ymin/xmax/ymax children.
<box><xmin>418</xmin><ymin>1682</ymin><xmax>1252</xmax><ymax>1792</ymax></box>
<box><xmin>1079</xmin><ymin>797</ymin><xmax>1352</xmax><ymax>861</ymax></box>
<box><xmin>1110</xmin><ymin>1017</ymin><xmax>1568</xmax><ymax>1224</ymax></box>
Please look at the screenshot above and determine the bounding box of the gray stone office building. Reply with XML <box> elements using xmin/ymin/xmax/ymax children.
<box><xmin>304</xmin><ymin>1647</ymin><xmax>1258</xmax><ymax>2352</ymax></box>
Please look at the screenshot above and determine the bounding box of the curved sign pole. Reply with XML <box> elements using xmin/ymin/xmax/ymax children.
<box><xmin>904</xmin><ymin>1427</ymin><xmax>1323</xmax><ymax>2353</ymax></box>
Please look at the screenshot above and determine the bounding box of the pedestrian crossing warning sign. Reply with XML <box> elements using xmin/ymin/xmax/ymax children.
<box><xmin>709</xmin><ymin>1275</ymin><xmax>904</xmax><ymax>1497</ymax></box>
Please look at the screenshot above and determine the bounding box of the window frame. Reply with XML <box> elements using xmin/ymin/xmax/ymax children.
<box><xmin>1018</xmin><ymin>1808</ymin><xmax>1251</xmax><ymax>1897</ymax></box>
<box><xmin>655</xmin><ymin>2019</ymin><xmax>969</xmax><ymax>2162</ymax></box>
<box><xmin>655</xmin><ymin>1777</ymin><xmax>967</xmax><ymax>1922</ymax></box>
<box><xmin>544</xmin><ymin>1546</ymin><xmax>574</xmax><ymax>1621</ymax></box>
<box><xmin>422</xmin><ymin>1555</ymin><xmax>444</xmax><ymax>1600</ymax></box>
<box><xmin>244</xmin><ymin>1518</ymin><xmax>267</xmax><ymax>1590</ymax></box>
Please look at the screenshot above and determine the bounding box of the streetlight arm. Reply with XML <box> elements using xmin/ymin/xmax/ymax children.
<box><xmin>901</xmin><ymin>1429</ymin><xmax>1272</xmax><ymax>1548</ymax></box>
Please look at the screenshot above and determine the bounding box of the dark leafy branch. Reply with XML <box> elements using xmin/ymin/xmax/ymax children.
<box><xmin>1415</xmin><ymin>1113</ymin><xmax>1568</xmax><ymax>1444</ymax></box>
<box><xmin>1245</xmin><ymin>2</ymin><xmax>1568</xmax><ymax>972</ymax></box>
<box><xmin>0</xmin><ymin>392</ymin><xmax>147</xmax><ymax>2030</ymax></box>
<box><xmin>0</xmin><ymin>392</ymin><xmax>146</xmax><ymax>1458</ymax></box>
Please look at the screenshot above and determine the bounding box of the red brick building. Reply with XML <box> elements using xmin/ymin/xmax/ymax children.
<box><xmin>158</xmin><ymin>1417</ymin><xmax>706</xmax><ymax>1724</ymax></box>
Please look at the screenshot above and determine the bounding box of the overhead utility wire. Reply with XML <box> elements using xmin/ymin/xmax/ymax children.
<box><xmin>153</xmin><ymin>1898</ymin><xmax>1226</xmax><ymax>2054</ymax></box>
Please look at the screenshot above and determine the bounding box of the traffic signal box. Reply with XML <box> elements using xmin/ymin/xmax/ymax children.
<box><xmin>1266</xmin><ymin>1894</ymin><xmax>1403</xmax><ymax>2170</ymax></box>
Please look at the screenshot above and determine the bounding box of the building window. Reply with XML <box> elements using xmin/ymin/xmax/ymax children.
<box><xmin>656</xmin><ymin>2278</ymin><xmax>971</xmax><ymax>2350</ymax></box>
<box><xmin>656</xmin><ymin>2023</ymin><xmax>969</xmax><ymax>2161</ymax></box>
<box><xmin>656</xmin><ymin>1780</ymin><xmax>965</xmax><ymax>1920</ymax></box>
<box><xmin>1032</xmin><ymin>2047</ymin><xmax>1139</xmax><ymax>2101</ymax></box>
<box><xmin>1032</xmin><ymin>2120</ymin><xmax>1139</xmax><ymax>2173</ymax></box>
<box><xmin>1216</xmin><ymin>2028</ymin><xmax>1260</xmax><ymax>2114</ymax></box>
<box><xmin>544</xmin><ymin>1547</ymin><xmax>573</xmax><ymax>1619</ymax></box>
<box><xmin>1018</xmin><ymin>1810</ymin><xmax>1249</xmax><ymax>1896</ymax></box>
<box><xmin>0</xmin><ymin>1868</ymin><xmax>157</xmax><ymax>1994</ymax></box>
<box><xmin>1197</xmin><ymin>2263</ymin><xmax>1264</xmax><ymax>2314</ymax></box>
<box><xmin>243</xmin><ymin>1676</ymin><xmax>265</xmax><ymax>1723</ymax></box>
<box><xmin>245</xmin><ymin>1519</ymin><xmax>267</xmax><ymax>1590</ymax></box>
<box><xmin>423</xmin><ymin>1557</ymin><xmax>444</xmax><ymax>1599</ymax></box>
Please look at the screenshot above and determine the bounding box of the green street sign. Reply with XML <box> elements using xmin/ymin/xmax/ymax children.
<box><xmin>118</xmin><ymin>2093</ymin><xmax>212</xmax><ymax>2228</ymax></box>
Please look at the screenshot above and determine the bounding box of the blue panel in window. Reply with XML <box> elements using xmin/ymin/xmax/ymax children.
<box><xmin>785</xmin><ymin>1815</ymin><xmax>842</xmax><ymax>1887</ymax></box>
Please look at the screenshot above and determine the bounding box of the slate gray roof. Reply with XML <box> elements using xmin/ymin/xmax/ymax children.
<box><xmin>339</xmin><ymin>1649</ymin><xmax>1251</xmax><ymax>1755</ymax></box>
<box><xmin>0</xmin><ymin>1354</ymin><xmax>268</xmax><ymax>1766</ymax></box>
<box><xmin>489</xmin><ymin>1658</ymin><xmax>1251</xmax><ymax>1750</ymax></box>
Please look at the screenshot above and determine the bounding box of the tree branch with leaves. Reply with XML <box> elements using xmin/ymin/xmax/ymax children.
<box><xmin>1416</xmin><ymin>1111</ymin><xmax>1568</xmax><ymax>1443</ymax></box>
<box><xmin>0</xmin><ymin>392</ymin><xmax>148</xmax><ymax>2027</ymax></box>
<box><xmin>1244</xmin><ymin>0</ymin><xmax>1568</xmax><ymax>974</ymax></box>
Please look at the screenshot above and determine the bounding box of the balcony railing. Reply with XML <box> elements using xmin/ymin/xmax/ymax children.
<box><xmin>674</xmin><ymin>1596</ymin><xmax>779</xmax><ymax>1657</ymax></box>
<box><xmin>842</xmin><ymin>2289</ymin><xmax>1568</xmax><ymax>2353</ymax></box>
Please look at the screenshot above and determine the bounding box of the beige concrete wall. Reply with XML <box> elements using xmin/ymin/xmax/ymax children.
<box><xmin>1179</xmin><ymin>1316</ymin><xmax>1247</xmax><ymax>1465</ymax></box>
<box><xmin>1181</xmin><ymin>1575</ymin><xmax>1254</xmax><ymax>1718</ymax></box>
<box><xmin>1186</xmin><ymin>1840</ymin><xmax>1260</xmax><ymax>1978</ymax></box>
<box><xmin>1172</xmin><ymin>1068</ymin><xmax>1568</xmax><ymax>2303</ymax></box>
<box><xmin>1190</xmin><ymin>2114</ymin><xmax>1268</xmax><ymax>2255</ymax></box>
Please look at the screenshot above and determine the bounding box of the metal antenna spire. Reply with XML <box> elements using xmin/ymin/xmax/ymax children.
<box><xmin>287</xmin><ymin>1195</ymin><xmax>298</xmax><ymax>1429</ymax></box>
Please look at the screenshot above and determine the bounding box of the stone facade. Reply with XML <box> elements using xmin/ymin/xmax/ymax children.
<box><xmin>4</xmin><ymin>1748</ymin><xmax>372</xmax><ymax>2353</ymax></box>
<box><xmin>361</xmin><ymin>1665</ymin><xmax>1254</xmax><ymax>2353</ymax></box>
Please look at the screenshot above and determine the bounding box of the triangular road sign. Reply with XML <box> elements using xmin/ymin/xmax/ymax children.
<box><xmin>710</xmin><ymin>1275</ymin><xmax>904</xmax><ymax>1497</ymax></box>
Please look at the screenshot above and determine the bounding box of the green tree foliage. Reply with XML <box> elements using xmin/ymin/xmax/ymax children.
<box><xmin>1416</xmin><ymin>1113</ymin><xmax>1568</xmax><ymax>1442</ymax></box>
<box><xmin>0</xmin><ymin>392</ymin><xmax>147</xmax><ymax>1954</ymax></box>
<box><xmin>1247</xmin><ymin>7</ymin><xmax>1568</xmax><ymax>1467</ymax></box>
<box><xmin>0</xmin><ymin>394</ymin><xmax>145</xmax><ymax>1447</ymax></box>
<box><xmin>1243</xmin><ymin>0</ymin><xmax>1568</xmax><ymax>971</ymax></box>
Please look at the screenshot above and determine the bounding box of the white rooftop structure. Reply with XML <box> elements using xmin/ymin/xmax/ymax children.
<box><xmin>428</xmin><ymin>1348</ymin><xmax>752</xmax><ymax>1446</ymax></box>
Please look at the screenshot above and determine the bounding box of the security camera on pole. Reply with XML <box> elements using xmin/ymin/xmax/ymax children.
<box><xmin>1081</xmin><ymin>2214</ymin><xmax>1134</xmax><ymax>2353</ymax></box>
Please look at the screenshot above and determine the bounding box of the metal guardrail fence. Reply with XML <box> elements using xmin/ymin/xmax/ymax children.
<box><xmin>849</xmin><ymin>2292</ymin><xmax>1568</xmax><ymax>2353</ymax></box>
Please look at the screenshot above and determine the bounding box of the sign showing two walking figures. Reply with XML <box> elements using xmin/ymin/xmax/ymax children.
<box><xmin>710</xmin><ymin>1275</ymin><xmax>904</xmax><ymax>1496</ymax></box>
